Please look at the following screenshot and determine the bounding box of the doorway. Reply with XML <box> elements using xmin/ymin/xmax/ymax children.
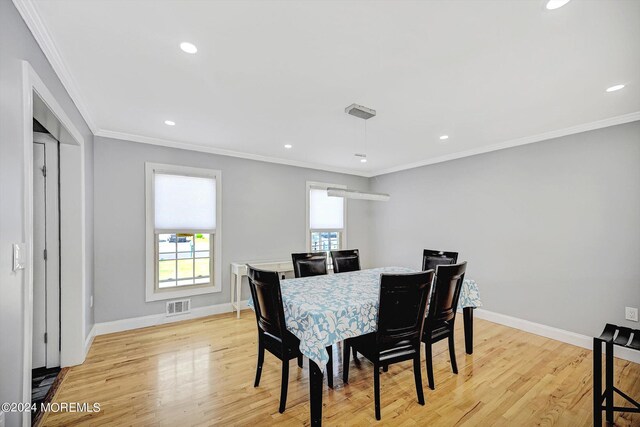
<box><xmin>22</xmin><ymin>60</ymin><xmax>87</xmax><ymax>427</ymax></box>
<box><xmin>31</xmin><ymin>123</ymin><xmax>61</xmax><ymax>421</ymax></box>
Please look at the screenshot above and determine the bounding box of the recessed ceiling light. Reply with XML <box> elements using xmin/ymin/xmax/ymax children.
<box><xmin>606</xmin><ymin>84</ymin><xmax>625</xmax><ymax>92</ymax></box>
<box><xmin>545</xmin><ymin>0</ymin><xmax>571</xmax><ymax>10</ymax></box>
<box><xmin>164</xmin><ymin>120</ymin><xmax>175</xmax><ymax>126</ymax></box>
<box><xmin>180</xmin><ymin>42</ymin><xmax>198</xmax><ymax>54</ymax></box>
<box><xmin>284</xmin><ymin>144</ymin><xmax>292</xmax><ymax>149</ymax></box>
<box><xmin>360</xmin><ymin>158</ymin><xmax>367</xmax><ymax>163</ymax></box>
<box><xmin>439</xmin><ymin>135</ymin><xmax>449</xmax><ymax>140</ymax></box>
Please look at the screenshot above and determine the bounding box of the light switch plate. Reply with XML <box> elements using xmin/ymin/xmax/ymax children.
<box><xmin>625</xmin><ymin>307</ymin><xmax>638</xmax><ymax>322</ymax></box>
<box><xmin>13</xmin><ymin>243</ymin><xmax>25</xmax><ymax>271</ymax></box>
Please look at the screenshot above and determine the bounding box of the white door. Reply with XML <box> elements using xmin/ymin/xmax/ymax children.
<box><xmin>32</xmin><ymin>134</ymin><xmax>60</xmax><ymax>369</ymax></box>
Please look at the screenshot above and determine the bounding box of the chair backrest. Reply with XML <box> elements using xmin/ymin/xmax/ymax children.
<box><xmin>330</xmin><ymin>249</ymin><xmax>361</xmax><ymax>273</ymax></box>
<box><xmin>425</xmin><ymin>262</ymin><xmax>467</xmax><ymax>326</ymax></box>
<box><xmin>422</xmin><ymin>249</ymin><xmax>459</xmax><ymax>272</ymax></box>
<box><xmin>247</xmin><ymin>265</ymin><xmax>287</xmax><ymax>338</ymax></box>
<box><xmin>291</xmin><ymin>252</ymin><xmax>328</xmax><ymax>278</ymax></box>
<box><xmin>376</xmin><ymin>270</ymin><xmax>435</xmax><ymax>348</ymax></box>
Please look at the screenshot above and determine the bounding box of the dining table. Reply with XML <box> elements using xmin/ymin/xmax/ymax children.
<box><xmin>248</xmin><ymin>266</ymin><xmax>483</xmax><ymax>426</ymax></box>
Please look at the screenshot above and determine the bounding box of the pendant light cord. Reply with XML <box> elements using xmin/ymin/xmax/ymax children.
<box><xmin>364</xmin><ymin>120</ymin><xmax>367</xmax><ymax>155</ymax></box>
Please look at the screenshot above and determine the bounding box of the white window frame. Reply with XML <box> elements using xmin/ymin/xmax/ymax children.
<box><xmin>145</xmin><ymin>163</ymin><xmax>222</xmax><ymax>302</ymax></box>
<box><xmin>306</xmin><ymin>181</ymin><xmax>347</xmax><ymax>254</ymax></box>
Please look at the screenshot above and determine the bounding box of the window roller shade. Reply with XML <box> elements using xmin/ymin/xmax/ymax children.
<box><xmin>310</xmin><ymin>188</ymin><xmax>344</xmax><ymax>229</ymax></box>
<box><xmin>154</xmin><ymin>173</ymin><xmax>216</xmax><ymax>230</ymax></box>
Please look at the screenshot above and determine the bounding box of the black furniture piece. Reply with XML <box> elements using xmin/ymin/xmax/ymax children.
<box><xmin>593</xmin><ymin>323</ymin><xmax>640</xmax><ymax>425</ymax></box>
<box><xmin>247</xmin><ymin>265</ymin><xmax>304</xmax><ymax>413</ymax></box>
<box><xmin>291</xmin><ymin>252</ymin><xmax>328</xmax><ymax>278</ymax></box>
<box><xmin>422</xmin><ymin>249</ymin><xmax>458</xmax><ymax>271</ymax></box>
<box><xmin>290</xmin><ymin>252</ymin><xmax>335</xmax><ymax>388</ymax></box>
<box><xmin>343</xmin><ymin>270</ymin><xmax>435</xmax><ymax>420</ymax></box>
<box><xmin>330</xmin><ymin>249</ymin><xmax>360</xmax><ymax>273</ymax></box>
<box><xmin>330</xmin><ymin>249</ymin><xmax>362</xmax><ymax>361</ymax></box>
<box><xmin>422</xmin><ymin>250</ymin><xmax>475</xmax><ymax>356</ymax></box>
<box><xmin>422</xmin><ymin>261</ymin><xmax>467</xmax><ymax>390</ymax></box>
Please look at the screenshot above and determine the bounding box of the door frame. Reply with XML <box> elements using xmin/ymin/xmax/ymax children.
<box><xmin>21</xmin><ymin>61</ymin><xmax>87</xmax><ymax>426</ymax></box>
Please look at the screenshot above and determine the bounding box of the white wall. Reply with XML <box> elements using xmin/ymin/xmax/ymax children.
<box><xmin>93</xmin><ymin>136</ymin><xmax>372</xmax><ymax>323</ymax></box>
<box><xmin>369</xmin><ymin>121</ymin><xmax>640</xmax><ymax>337</ymax></box>
<box><xmin>0</xmin><ymin>2</ymin><xmax>94</xmax><ymax>425</ymax></box>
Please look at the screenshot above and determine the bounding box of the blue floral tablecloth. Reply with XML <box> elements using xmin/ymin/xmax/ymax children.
<box><xmin>248</xmin><ymin>267</ymin><xmax>482</xmax><ymax>369</ymax></box>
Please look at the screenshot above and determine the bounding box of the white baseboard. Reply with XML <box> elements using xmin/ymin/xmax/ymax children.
<box><xmin>84</xmin><ymin>324</ymin><xmax>96</xmax><ymax>358</ymax></box>
<box><xmin>474</xmin><ymin>308</ymin><xmax>640</xmax><ymax>364</ymax></box>
<box><xmin>93</xmin><ymin>300</ymin><xmax>250</xmax><ymax>336</ymax></box>
<box><xmin>88</xmin><ymin>304</ymin><xmax>639</xmax><ymax>365</ymax></box>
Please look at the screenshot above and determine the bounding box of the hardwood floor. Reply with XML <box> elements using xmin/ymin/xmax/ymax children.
<box><xmin>41</xmin><ymin>312</ymin><xmax>639</xmax><ymax>426</ymax></box>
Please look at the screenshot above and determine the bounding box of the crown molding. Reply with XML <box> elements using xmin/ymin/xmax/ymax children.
<box><xmin>95</xmin><ymin>129</ymin><xmax>372</xmax><ymax>177</ymax></box>
<box><xmin>369</xmin><ymin>111</ymin><xmax>640</xmax><ymax>177</ymax></box>
<box><xmin>13</xmin><ymin>0</ymin><xmax>98</xmax><ymax>133</ymax></box>
<box><xmin>12</xmin><ymin>0</ymin><xmax>638</xmax><ymax>179</ymax></box>
<box><xmin>97</xmin><ymin>111</ymin><xmax>639</xmax><ymax>180</ymax></box>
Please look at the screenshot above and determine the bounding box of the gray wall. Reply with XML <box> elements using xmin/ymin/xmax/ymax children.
<box><xmin>370</xmin><ymin>121</ymin><xmax>640</xmax><ymax>337</ymax></box>
<box><xmin>93</xmin><ymin>136</ymin><xmax>371</xmax><ymax>323</ymax></box>
<box><xmin>0</xmin><ymin>1</ymin><xmax>94</xmax><ymax>426</ymax></box>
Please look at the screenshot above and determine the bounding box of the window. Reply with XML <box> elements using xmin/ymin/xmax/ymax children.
<box><xmin>306</xmin><ymin>182</ymin><xmax>346</xmax><ymax>263</ymax></box>
<box><xmin>157</xmin><ymin>233</ymin><xmax>212</xmax><ymax>288</ymax></box>
<box><xmin>145</xmin><ymin>163</ymin><xmax>222</xmax><ymax>302</ymax></box>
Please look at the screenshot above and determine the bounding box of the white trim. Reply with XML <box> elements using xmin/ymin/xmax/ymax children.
<box><xmin>371</xmin><ymin>112</ymin><xmax>640</xmax><ymax>176</ymax></box>
<box><xmin>98</xmin><ymin>129</ymin><xmax>369</xmax><ymax>177</ymax></box>
<box><xmin>12</xmin><ymin>0</ymin><xmax>640</xmax><ymax>178</ymax></box>
<box><xmin>474</xmin><ymin>308</ymin><xmax>640</xmax><ymax>364</ymax></box>
<box><xmin>306</xmin><ymin>181</ymin><xmax>347</xmax><ymax>252</ymax></box>
<box><xmin>21</xmin><ymin>61</ymin><xmax>87</xmax><ymax>427</ymax></box>
<box><xmin>97</xmin><ymin>113</ymin><xmax>640</xmax><ymax>178</ymax></box>
<box><xmin>93</xmin><ymin>300</ymin><xmax>250</xmax><ymax>336</ymax></box>
<box><xmin>84</xmin><ymin>325</ymin><xmax>96</xmax><ymax>358</ymax></box>
<box><xmin>12</xmin><ymin>0</ymin><xmax>98</xmax><ymax>133</ymax></box>
<box><xmin>85</xmin><ymin>304</ymin><xmax>640</xmax><ymax>368</ymax></box>
<box><xmin>145</xmin><ymin>163</ymin><xmax>222</xmax><ymax>302</ymax></box>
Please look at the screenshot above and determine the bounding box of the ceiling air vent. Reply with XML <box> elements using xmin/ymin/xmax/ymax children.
<box><xmin>166</xmin><ymin>299</ymin><xmax>191</xmax><ymax>316</ymax></box>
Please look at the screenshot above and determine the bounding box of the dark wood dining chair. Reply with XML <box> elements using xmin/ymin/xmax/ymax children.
<box><xmin>422</xmin><ymin>249</ymin><xmax>459</xmax><ymax>271</ymax></box>
<box><xmin>330</xmin><ymin>249</ymin><xmax>361</xmax><ymax>360</ymax></box>
<box><xmin>290</xmin><ymin>252</ymin><xmax>335</xmax><ymax>388</ymax></box>
<box><xmin>343</xmin><ymin>270</ymin><xmax>435</xmax><ymax>420</ymax></box>
<box><xmin>422</xmin><ymin>261</ymin><xmax>467</xmax><ymax>390</ymax></box>
<box><xmin>330</xmin><ymin>249</ymin><xmax>360</xmax><ymax>273</ymax></box>
<box><xmin>248</xmin><ymin>265</ymin><xmax>304</xmax><ymax>413</ymax></box>
<box><xmin>291</xmin><ymin>252</ymin><xmax>328</xmax><ymax>278</ymax></box>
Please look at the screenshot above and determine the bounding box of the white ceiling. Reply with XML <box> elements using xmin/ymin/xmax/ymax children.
<box><xmin>23</xmin><ymin>0</ymin><xmax>640</xmax><ymax>176</ymax></box>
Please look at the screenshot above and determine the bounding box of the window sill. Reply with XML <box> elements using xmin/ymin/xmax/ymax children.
<box><xmin>145</xmin><ymin>283</ymin><xmax>221</xmax><ymax>302</ymax></box>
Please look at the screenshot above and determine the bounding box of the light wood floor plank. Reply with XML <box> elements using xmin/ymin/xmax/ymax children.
<box><xmin>41</xmin><ymin>312</ymin><xmax>640</xmax><ymax>426</ymax></box>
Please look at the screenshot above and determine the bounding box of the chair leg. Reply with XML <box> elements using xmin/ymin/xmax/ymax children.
<box><xmin>593</xmin><ymin>338</ymin><xmax>602</xmax><ymax>427</ymax></box>
<box><xmin>297</xmin><ymin>355</ymin><xmax>303</xmax><ymax>368</ymax></box>
<box><xmin>448</xmin><ymin>333</ymin><xmax>458</xmax><ymax>374</ymax></box>
<box><xmin>605</xmin><ymin>341</ymin><xmax>614</xmax><ymax>423</ymax></box>
<box><xmin>425</xmin><ymin>342</ymin><xmax>435</xmax><ymax>390</ymax></box>
<box><xmin>342</xmin><ymin>342</ymin><xmax>351</xmax><ymax>384</ymax></box>
<box><xmin>326</xmin><ymin>346</ymin><xmax>334</xmax><ymax>388</ymax></box>
<box><xmin>254</xmin><ymin>341</ymin><xmax>264</xmax><ymax>387</ymax></box>
<box><xmin>413</xmin><ymin>354</ymin><xmax>425</xmax><ymax>405</ymax></box>
<box><xmin>383</xmin><ymin>365</ymin><xmax>389</xmax><ymax>372</ymax></box>
<box><xmin>279</xmin><ymin>359</ymin><xmax>289</xmax><ymax>413</ymax></box>
<box><xmin>374</xmin><ymin>363</ymin><xmax>381</xmax><ymax>420</ymax></box>
<box><xmin>352</xmin><ymin>346</ymin><xmax>358</xmax><ymax>359</ymax></box>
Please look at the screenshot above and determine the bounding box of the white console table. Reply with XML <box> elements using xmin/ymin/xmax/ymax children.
<box><xmin>230</xmin><ymin>260</ymin><xmax>294</xmax><ymax>318</ymax></box>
